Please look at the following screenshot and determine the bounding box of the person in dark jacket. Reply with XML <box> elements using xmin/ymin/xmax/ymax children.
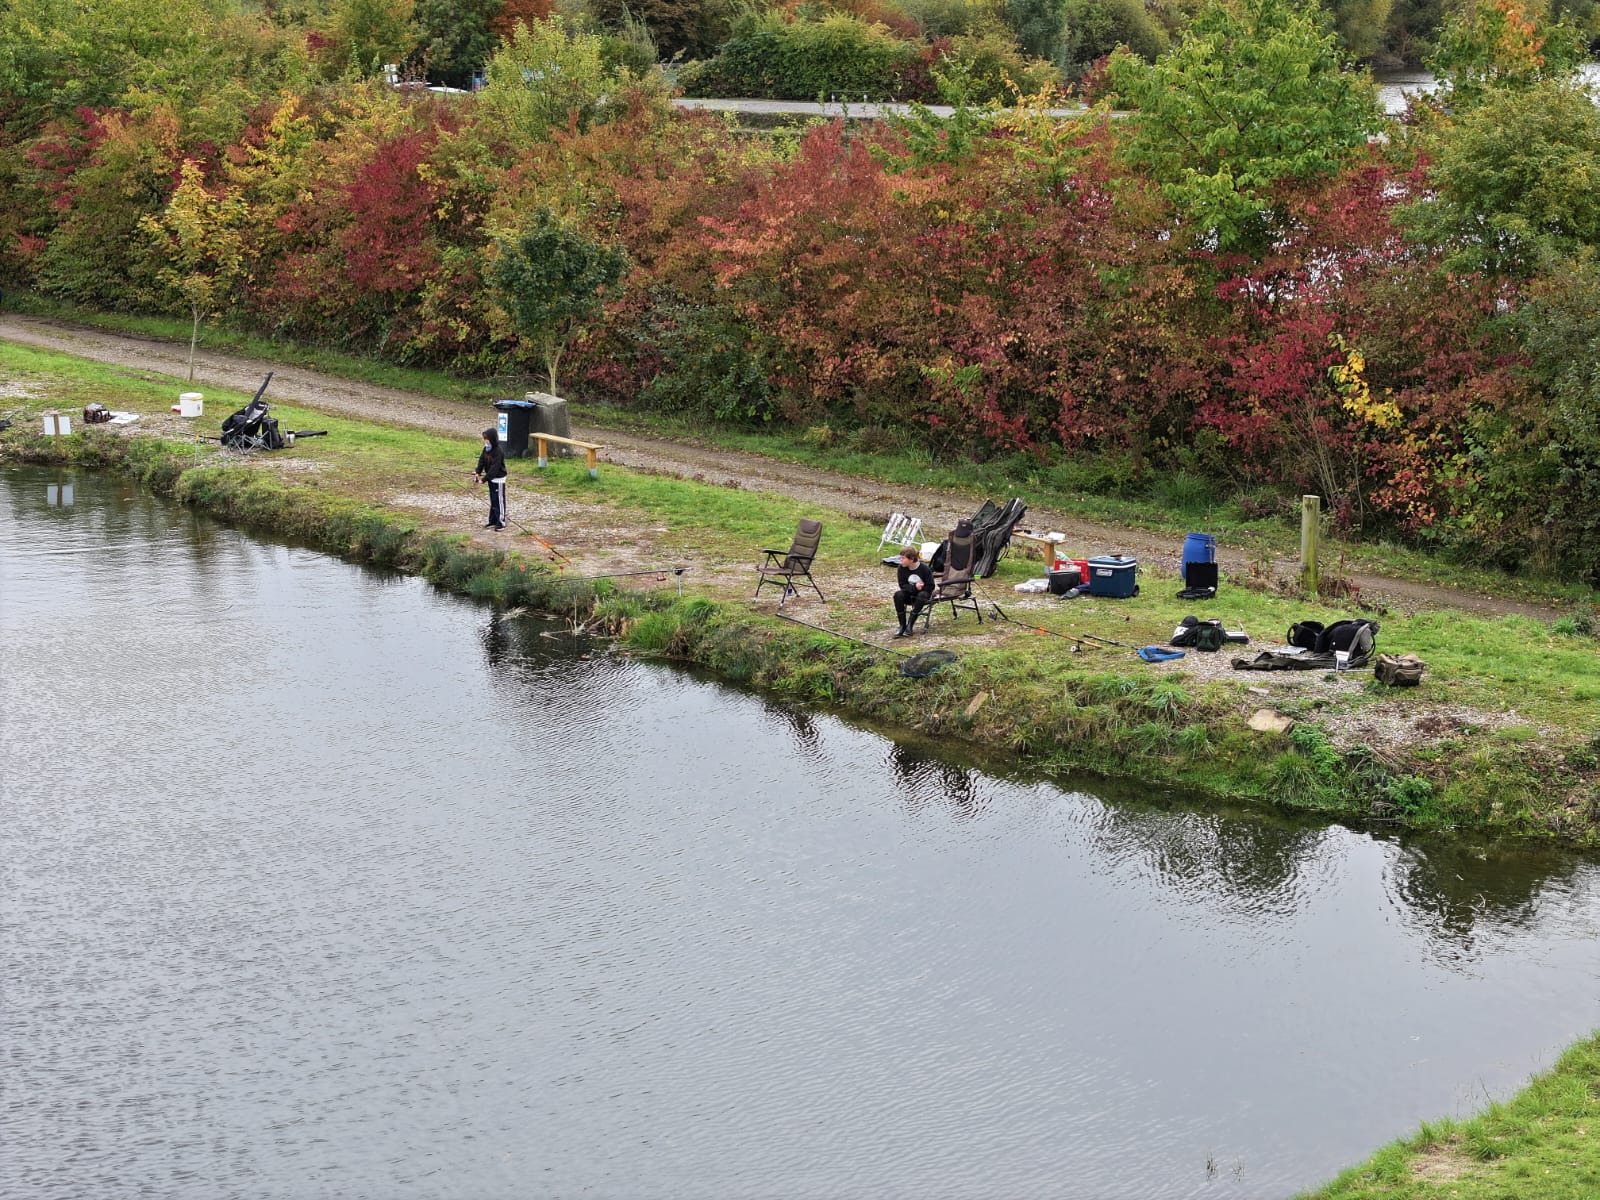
<box><xmin>474</xmin><ymin>427</ymin><xmax>508</xmax><ymax>529</ymax></box>
<box><xmin>892</xmin><ymin>545</ymin><xmax>935</xmax><ymax>637</ymax></box>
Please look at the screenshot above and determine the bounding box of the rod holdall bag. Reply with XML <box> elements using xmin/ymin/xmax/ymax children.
<box><xmin>1375</xmin><ymin>653</ymin><xmax>1425</xmax><ymax>686</ymax></box>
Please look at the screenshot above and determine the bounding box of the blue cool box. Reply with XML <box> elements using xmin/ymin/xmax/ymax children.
<box><xmin>1087</xmin><ymin>555</ymin><xmax>1139</xmax><ymax>598</ymax></box>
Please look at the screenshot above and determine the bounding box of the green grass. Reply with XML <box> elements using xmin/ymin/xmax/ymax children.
<box><xmin>11</xmin><ymin>291</ymin><xmax>1596</xmax><ymax>609</ymax></box>
<box><xmin>1301</xmin><ymin>1032</ymin><xmax>1600</xmax><ymax>1199</ymax></box>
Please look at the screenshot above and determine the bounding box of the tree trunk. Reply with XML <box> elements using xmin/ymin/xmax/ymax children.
<box><xmin>545</xmin><ymin>340</ymin><xmax>562</xmax><ymax>397</ymax></box>
<box><xmin>188</xmin><ymin>305</ymin><xmax>200</xmax><ymax>383</ymax></box>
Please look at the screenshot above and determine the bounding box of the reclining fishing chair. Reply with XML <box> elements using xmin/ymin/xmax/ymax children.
<box><xmin>917</xmin><ymin>520</ymin><xmax>982</xmax><ymax>630</ymax></box>
<box><xmin>756</xmin><ymin>519</ymin><xmax>824</xmax><ymax>607</ymax></box>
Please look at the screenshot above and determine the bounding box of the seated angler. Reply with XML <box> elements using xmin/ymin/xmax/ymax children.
<box><xmin>892</xmin><ymin>545</ymin><xmax>934</xmax><ymax>638</ymax></box>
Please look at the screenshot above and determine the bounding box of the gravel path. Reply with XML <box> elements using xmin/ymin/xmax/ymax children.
<box><xmin>1</xmin><ymin>313</ymin><xmax>1561</xmax><ymax>620</ymax></box>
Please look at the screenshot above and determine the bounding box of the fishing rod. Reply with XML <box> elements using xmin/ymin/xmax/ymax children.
<box><xmin>777</xmin><ymin>612</ymin><xmax>960</xmax><ymax>678</ymax></box>
<box><xmin>1075</xmin><ymin>630</ymin><xmax>1137</xmax><ymax>649</ymax></box>
<box><xmin>575</xmin><ymin>567</ymin><xmax>690</xmax><ymax>580</ymax></box>
<box><xmin>989</xmin><ymin>603</ymin><xmax>1089</xmax><ymax>650</ymax></box>
<box><xmin>992</xmin><ymin>602</ymin><xmax>1135</xmax><ymax>649</ymax></box>
<box><xmin>776</xmin><ymin>611</ymin><xmax>910</xmax><ymax>657</ymax></box>
<box><xmin>574</xmin><ymin>566</ymin><xmax>691</xmax><ymax>595</ymax></box>
<box><xmin>420</xmin><ymin>463</ymin><xmax>570</xmax><ymax>565</ymax></box>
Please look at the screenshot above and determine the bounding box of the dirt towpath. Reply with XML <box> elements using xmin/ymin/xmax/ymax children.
<box><xmin>0</xmin><ymin>313</ymin><xmax>1561</xmax><ymax>620</ymax></box>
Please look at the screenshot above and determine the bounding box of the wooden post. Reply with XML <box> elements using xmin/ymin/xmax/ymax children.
<box><xmin>535</xmin><ymin>436</ymin><xmax>549</xmax><ymax>469</ymax></box>
<box><xmin>1301</xmin><ymin>495</ymin><xmax>1321</xmax><ymax>595</ymax></box>
<box><xmin>585</xmin><ymin>447</ymin><xmax>598</xmax><ymax>479</ymax></box>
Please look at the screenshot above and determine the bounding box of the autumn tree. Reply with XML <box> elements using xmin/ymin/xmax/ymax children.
<box><xmin>487</xmin><ymin>209</ymin><xmax>627</xmax><ymax>393</ymax></box>
<box><xmin>1107</xmin><ymin>0</ymin><xmax>1382</xmax><ymax>257</ymax></box>
<box><xmin>1427</xmin><ymin>0</ymin><xmax>1587</xmax><ymax>109</ymax></box>
<box><xmin>140</xmin><ymin>158</ymin><xmax>248</xmax><ymax>381</ymax></box>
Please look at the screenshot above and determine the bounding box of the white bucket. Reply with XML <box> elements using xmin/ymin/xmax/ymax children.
<box><xmin>178</xmin><ymin>392</ymin><xmax>204</xmax><ymax>418</ymax></box>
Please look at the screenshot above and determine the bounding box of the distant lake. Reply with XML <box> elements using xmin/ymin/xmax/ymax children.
<box><xmin>1374</xmin><ymin>62</ymin><xmax>1600</xmax><ymax>113</ymax></box>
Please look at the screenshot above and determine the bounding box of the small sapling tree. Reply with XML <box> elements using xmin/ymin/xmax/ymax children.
<box><xmin>487</xmin><ymin>208</ymin><xmax>627</xmax><ymax>394</ymax></box>
<box><xmin>139</xmin><ymin>158</ymin><xmax>247</xmax><ymax>382</ymax></box>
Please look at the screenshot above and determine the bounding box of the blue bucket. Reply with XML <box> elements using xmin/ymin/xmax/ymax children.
<box><xmin>1181</xmin><ymin>532</ymin><xmax>1215</xmax><ymax>579</ymax></box>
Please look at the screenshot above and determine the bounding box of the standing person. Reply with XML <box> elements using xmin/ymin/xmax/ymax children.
<box><xmin>892</xmin><ymin>545</ymin><xmax>934</xmax><ymax>637</ymax></box>
<box><xmin>474</xmin><ymin>427</ymin><xmax>508</xmax><ymax>530</ymax></box>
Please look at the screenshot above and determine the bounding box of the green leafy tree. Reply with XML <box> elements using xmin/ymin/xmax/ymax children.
<box><xmin>1328</xmin><ymin>0</ymin><xmax>1393</xmax><ymax>58</ymax></box>
<box><xmin>1518</xmin><ymin>255</ymin><xmax>1600</xmax><ymax>582</ymax></box>
<box><xmin>1006</xmin><ymin>0</ymin><xmax>1067</xmax><ymax>60</ymax></box>
<box><xmin>1059</xmin><ymin>0</ymin><xmax>1168</xmax><ymax>71</ymax></box>
<box><xmin>1401</xmin><ymin>80</ymin><xmax>1600</xmax><ymax>275</ymax></box>
<box><xmin>0</xmin><ymin>0</ymin><xmax>303</xmax><ymax>141</ymax></box>
<box><xmin>588</xmin><ymin>0</ymin><xmax>719</xmax><ymax>60</ymax></box>
<box><xmin>487</xmin><ymin>209</ymin><xmax>627</xmax><ymax>393</ymax></box>
<box><xmin>325</xmin><ymin>0</ymin><xmax>416</xmax><ymax>78</ymax></box>
<box><xmin>412</xmin><ymin>0</ymin><xmax>499</xmax><ymax>86</ymax></box>
<box><xmin>1107</xmin><ymin>0</ymin><xmax>1381</xmax><ymax>256</ymax></box>
<box><xmin>475</xmin><ymin>17</ymin><xmax>614</xmax><ymax>146</ymax></box>
<box><xmin>1475</xmin><ymin>254</ymin><xmax>1600</xmax><ymax>580</ymax></box>
<box><xmin>1427</xmin><ymin>0</ymin><xmax>1588</xmax><ymax>109</ymax></box>
<box><xmin>139</xmin><ymin>158</ymin><xmax>248</xmax><ymax>381</ymax></box>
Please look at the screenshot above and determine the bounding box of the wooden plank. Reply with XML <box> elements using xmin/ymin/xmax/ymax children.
<box><xmin>532</xmin><ymin>433</ymin><xmax>604</xmax><ymax>477</ymax></box>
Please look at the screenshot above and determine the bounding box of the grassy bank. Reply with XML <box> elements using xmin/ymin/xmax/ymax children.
<box><xmin>1299</xmin><ymin>1032</ymin><xmax>1600</xmax><ymax>1199</ymax></box>
<box><xmin>9</xmin><ymin>293</ymin><xmax>1591</xmax><ymax>608</ymax></box>
<box><xmin>3</xmin><ymin>339</ymin><xmax>1600</xmax><ymax>845</ymax></box>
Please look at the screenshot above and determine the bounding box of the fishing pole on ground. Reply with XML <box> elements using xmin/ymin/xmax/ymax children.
<box><xmin>419</xmin><ymin>463</ymin><xmax>571</xmax><ymax>565</ymax></box>
<box><xmin>1074</xmin><ymin>629</ymin><xmax>1138</xmax><ymax>649</ymax></box>
<box><xmin>1024</xmin><ymin>606</ymin><xmax>1141</xmax><ymax>649</ymax></box>
<box><xmin>776</xmin><ymin>612</ymin><xmax>957</xmax><ymax>677</ymax></box>
<box><xmin>573</xmin><ymin>566</ymin><xmax>692</xmax><ymax>595</ymax></box>
<box><xmin>988</xmin><ymin>603</ymin><xmax>1091</xmax><ymax>651</ymax></box>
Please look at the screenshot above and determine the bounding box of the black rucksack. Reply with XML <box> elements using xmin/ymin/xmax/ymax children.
<box><xmin>1287</xmin><ymin>620</ymin><xmax>1324</xmax><ymax>650</ymax></box>
<box><xmin>1317</xmin><ymin>619</ymin><xmax>1379</xmax><ymax>654</ymax></box>
<box><xmin>1172</xmin><ymin>616</ymin><xmax>1226</xmax><ymax>650</ymax></box>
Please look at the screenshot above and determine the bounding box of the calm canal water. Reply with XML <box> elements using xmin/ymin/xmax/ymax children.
<box><xmin>4</xmin><ymin>463</ymin><xmax>1599</xmax><ymax>1200</ymax></box>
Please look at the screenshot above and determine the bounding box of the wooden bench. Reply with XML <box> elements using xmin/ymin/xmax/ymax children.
<box><xmin>532</xmin><ymin>433</ymin><xmax>605</xmax><ymax>478</ymax></box>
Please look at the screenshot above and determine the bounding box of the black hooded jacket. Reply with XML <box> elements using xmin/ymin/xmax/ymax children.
<box><xmin>476</xmin><ymin>430</ymin><xmax>507</xmax><ymax>481</ymax></box>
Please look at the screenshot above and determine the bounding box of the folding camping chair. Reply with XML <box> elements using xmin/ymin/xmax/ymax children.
<box><xmin>915</xmin><ymin>519</ymin><xmax>982</xmax><ymax>630</ymax></box>
<box><xmin>876</xmin><ymin>512</ymin><xmax>924</xmax><ymax>555</ymax></box>
<box><xmin>755</xmin><ymin>519</ymin><xmax>825</xmax><ymax>607</ymax></box>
